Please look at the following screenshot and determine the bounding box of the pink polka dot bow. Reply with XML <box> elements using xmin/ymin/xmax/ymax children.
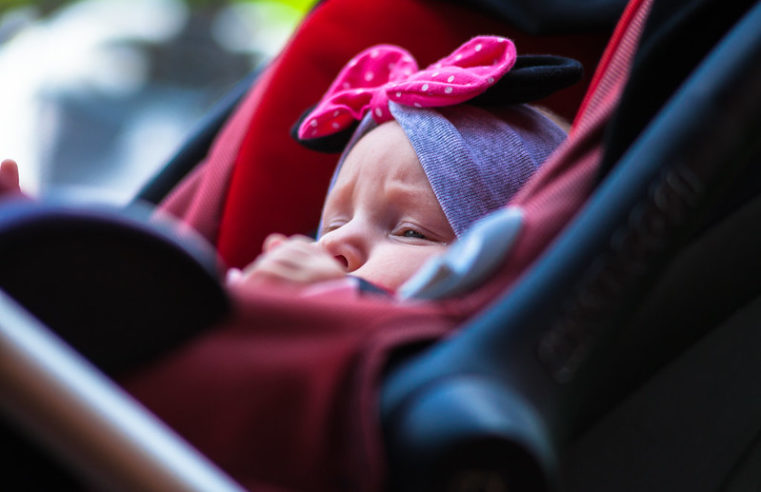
<box><xmin>298</xmin><ymin>36</ymin><xmax>517</xmax><ymax>140</ymax></box>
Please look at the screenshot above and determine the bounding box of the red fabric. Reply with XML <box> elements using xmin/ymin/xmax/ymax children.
<box><xmin>213</xmin><ymin>0</ymin><xmax>610</xmax><ymax>269</ymax></box>
<box><xmin>124</xmin><ymin>288</ymin><xmax>459</xmax><ymax>492</ymax></box>
<box><xmin>156</xmin><ymin>66</ymin><xmax>278</xmax><ymax>248</ymax></box>
<box><xmin>437</xmin><ymin>0</ymin><xmax>654</xmax><ymax>316</ymax></box>
<box><xmin>571</xmin><ymin>0</ymin><xmax>653</xmax><ymax>132</ymax></box>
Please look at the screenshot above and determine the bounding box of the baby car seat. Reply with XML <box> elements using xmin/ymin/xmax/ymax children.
<box><xmin>1</xmin><ymin>0</ymin><xmax>760</xmax><ymax>491</ymax></box>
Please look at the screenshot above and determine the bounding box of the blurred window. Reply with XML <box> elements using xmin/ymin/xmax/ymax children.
<box><xmin>0</xmin><ymin>0</ymin><xmax>314</xmax><ymax>202</ymax></box>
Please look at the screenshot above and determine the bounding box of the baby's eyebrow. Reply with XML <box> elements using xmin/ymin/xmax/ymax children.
<box><xmin>387</xmin><ymin>183</ymin><xmax>452</xmax><ymax>230</ymax></box>
<box><xmin>385</xmin><ymin>182</ymin><xmax>435</xmax><ymax>208</ymax></box>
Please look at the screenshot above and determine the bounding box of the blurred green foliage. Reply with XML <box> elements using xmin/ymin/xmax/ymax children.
<box><xmin>0</xmin><ymin>0</ymin><xmax>317</xmax><ymax>17</ymax></box>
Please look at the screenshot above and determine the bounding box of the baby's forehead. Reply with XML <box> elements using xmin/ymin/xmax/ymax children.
<box><xmin>333</xmin><ymin>121</ymin><xmax>423</xmax><ymax>184</ymax></box>
<box><xmin>322</xmin><ymin>123</ymin><xmax>440</xmax><ymax>210</ymax></box>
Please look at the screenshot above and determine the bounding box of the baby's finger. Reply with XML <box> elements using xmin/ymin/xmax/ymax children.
<box><xmin>285</xmin><ymin>234</ymin><xmax>316</xmax><ymax>244</ymax></box>
<box><xmin>263</xmin><ymin>233</ymin><xmax>288</xmax><ymax>252</ymax></box>
<box><xmin>269</xmin><ymin>240</ymin><xmax>336</xmax><ymax>265</ymax></box>
<box><xmin>0</xmin><ymin>159</ymin><xmax>20</xmax><ymax>190</ymax></box>
<box><xmin>263</xmin><ymin>235</ymin><xmax>323</xmax><ymax>258</ymax></box>
<box><xmin>225</xmin><ymin>267</ymin><xmax>244</xmax><ymax>286</ymax></box>
<box><xmin>241</xmin><ymin>245</ymin><xmax>303</xmax><ymax>277</ymax></box>
<box><xmin>239</xmin><ymin>261</ymin><xmax>299</xmax><ymax>287</ymax></box>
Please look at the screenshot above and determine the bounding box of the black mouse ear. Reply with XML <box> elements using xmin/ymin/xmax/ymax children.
<box><xmin>290</xmin><ymin>106</ymin><xmax>359</xmax><ymax>154</ymax></box>
<box><xmin>470</xmin><ymin>55</ymin><xmax>583</xmax><ymax>106</ymax></box>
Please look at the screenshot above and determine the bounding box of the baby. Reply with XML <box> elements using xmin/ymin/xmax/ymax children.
<box><xmin>232</xmin><ymin>36</ymin><xmax>569</xmax><ymax>295</ymax></box>
<box><xmin>234</xmin><ymin>117</ymin><xmax>457</xmax><ymax>292</ymax></box>
<box><xmin>1</xmin><ymin>37</ymin><xmax>572</xmax><ymax>297</ymax></box>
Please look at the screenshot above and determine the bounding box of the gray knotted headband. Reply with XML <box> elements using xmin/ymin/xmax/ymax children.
<box><xmin>327</xmin><ymin>102</ymin><xmax>566</xmax><ymax>237</ymax></box>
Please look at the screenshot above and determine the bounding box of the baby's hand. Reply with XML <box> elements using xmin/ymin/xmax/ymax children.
<box><xmin>233</xmin><ymin>233</ymin><xmax>347</xmax><ymax>288</ymax></box>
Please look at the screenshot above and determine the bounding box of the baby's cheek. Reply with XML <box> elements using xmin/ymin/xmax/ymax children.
<box><xmin>356</xmin><ymin>245</ymin><xmax>447</xmax><ymax>291</ymax></box>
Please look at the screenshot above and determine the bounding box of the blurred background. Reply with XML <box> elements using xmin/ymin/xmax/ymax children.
<box><xmin>0</xmin><ymin>0</ymin><xmax>315</xmax><ymax>202</ymax></box>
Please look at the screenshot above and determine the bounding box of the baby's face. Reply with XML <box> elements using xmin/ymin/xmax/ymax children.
<box><xmin>318</xmin><ymin>121</ymin><xmax>455</xmax><ymax>291</ymax></box>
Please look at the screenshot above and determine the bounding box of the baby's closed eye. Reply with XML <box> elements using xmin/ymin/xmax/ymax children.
<box><xmin>320</xmin><ymin>218</ymin><xmax>348</xmax><ymax>235</ymax></box>
<box><xmin>391</xmin><ymin>223</ymin><xmax>450</xmax><ymax>244</ymax></box>
<box><xmin>398</xmin><ymin>228</ymin><xmax>427</xmax><ymax>239</ymax></box>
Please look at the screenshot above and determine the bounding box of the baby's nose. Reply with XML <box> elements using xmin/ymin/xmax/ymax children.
<box><xmin>333</xmin><ymin>255</ymin><xmax>349</xmax><ymax>269</ymax></box>
<box><xmin>319</xmin><ymin>228</ymin><xmax>365</xmax><ymax>272</ymax></box>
